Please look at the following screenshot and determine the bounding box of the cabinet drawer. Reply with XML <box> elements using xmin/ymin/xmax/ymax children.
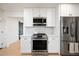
<box><xmin>48</xmin><ymin>37</ymin><xmax>59</xmax><ymax>53</ymax></box>
<box><xmin>21</xmin><ymin>37</ymin><xmax>32</xmax><ymax>53</ymax></box>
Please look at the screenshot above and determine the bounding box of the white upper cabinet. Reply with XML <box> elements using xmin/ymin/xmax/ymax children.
<box><xmin>24</xmin><ymin>8</ymin><xmax>56</xmax><ymax>27</ymax></box>
<box><xmin>47</xmin><ymin>8</ymin><xmax>56</xmax><ymax>27</ymax></box>
<box><xmin>60</xmin><ymin>4</ymin><xmax>73</xmax><ymax>16</ymax></box>
<box><xmin>32</xmin><ymin>8</ymin><xmax>47</xmax><ymax>17</ymax></box>
<box><xmin>32</xmin><ymin>8</ymin><xmax>40</xmax><ymax>17</ymax></box>
<box><xmin>40</xmin><ymin>8</ymin><xmax>47</xmax><ymax>17</ymax></box>
<box><xmin>24</xmin><ymin>8</ymin><xmax>33</xmax><ymax>27</ymax></box>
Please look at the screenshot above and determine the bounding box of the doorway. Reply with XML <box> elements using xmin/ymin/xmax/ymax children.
<box><xmin>18</xmin><ymin>21</ymin><xmax>23</xmax><ymax>40</ymax></box>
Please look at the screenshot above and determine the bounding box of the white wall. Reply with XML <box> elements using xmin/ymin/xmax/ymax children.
<box><xmin>3</xmin><ymin>9</ymin><xmax>23</xmax><ymax>17</ymax></box>
<box><xmin>2</xmin><ymin>8</ymin><xmax>23</xmax><ymax>47</ymax></box>
<box><xmin>0</xmin><ymin>8</ymin><xmax>20</xmax><ymax>48</ymax></box>
<box><xmin>0</xmin><ymin>9</ymin><xmax>7</xmax><ymax>48</ymax></box>
<box><xmin>0</xmin><ymin>8</ymin><xmax>3</xmax><ymax>21</ymax></box>
<box><xmin>5</xmin><ymin>17</ymin><xmax>19</xmax><ymax>46</ymax></box>
<box><xmin>0</xmin><ymin>9</ymin><xmax>2</xmax><ymax>17</ymax></box>
<box><xmin>0</xmin><ymin>19</ymin><xmax>6</xmax><ymax>48</ymax></box>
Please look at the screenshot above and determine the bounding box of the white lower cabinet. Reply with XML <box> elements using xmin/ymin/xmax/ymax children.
<box><xmin>48</xmin><ymin>37</ymin><xmax>59</xmax><ymax>53</ymax></box>
<box><xmin>21</xmin><ymin>36</ymin><xmax>59</xmax><ymax>53</ymax></box>
<box><xmin>21</xmin><ymin>37</ymin><xmax>31</xmax><ymax>53</ymax></box>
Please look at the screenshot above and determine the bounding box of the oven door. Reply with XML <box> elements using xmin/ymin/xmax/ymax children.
<box><xmin>32</xmin><ymin>40</ymin><xmax>47</xmax><ymax>51</ymax></box>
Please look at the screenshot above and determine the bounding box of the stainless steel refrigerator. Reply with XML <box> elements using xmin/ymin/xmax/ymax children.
<box><xmin>60</xmin><ymin>17</ymin><xmax>79</xmax><ymax>56</ymax></box>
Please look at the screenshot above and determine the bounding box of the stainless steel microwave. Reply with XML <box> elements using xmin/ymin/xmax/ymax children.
<box><xmin>33</xmin><ymin>17</ymin><xmax>46</xmax><ymax>26</ymax></box>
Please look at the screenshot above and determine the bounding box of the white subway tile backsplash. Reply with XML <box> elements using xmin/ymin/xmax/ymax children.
<box><xmin>25</xmin><ymin>27</ymin><xmax>55</xmax><ymax>36</ymax></box>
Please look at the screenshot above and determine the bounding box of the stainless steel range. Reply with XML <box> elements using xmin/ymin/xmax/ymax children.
<box><xmin>32</xmin><ymin>33</ymin><xmax>48</xmax><ymax>56</ymax></box>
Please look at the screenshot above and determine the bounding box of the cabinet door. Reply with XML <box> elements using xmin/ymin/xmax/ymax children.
<box><xmin>60</xmin><ymin>4</ymin><xmax>72</xmax><ymax>16</ymax></box>
<box><xmin>24</xmin><ymin>8</ymin><xmax>33</xmax><ymax>27</ymax></box>
<box><xmin>21</xmin><ymin>37</ymin><xmax>31</xmax><ymax>53</ymax></box>
<box><xmin>48</xmin><ymin>37</ymin><xmax>59</xmax><ymax>53</ymax></box>
<box><xmin>47</xmin><ymin>8</ymin><xmax>55</xmax><ymax>27</ymax></box>
<box><xmin>40</xmin><ymin>8</ymin><xmax>47</xmax><ymax>17</ymax></box>
<box><xmin>32</xmin><ymin>8</ymin><xmax>40</xmax><ymax>17</ymax></box>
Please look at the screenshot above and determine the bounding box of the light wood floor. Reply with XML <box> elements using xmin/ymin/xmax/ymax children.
<box><xmin>0</xmin><ymin>40</ymin><xmax>21</xmax><ymax>56</ymax></box>
<box><xmin>0</xmin><ymin>40</ymin><xmax>59</xmax><ymax>56</ymax></box>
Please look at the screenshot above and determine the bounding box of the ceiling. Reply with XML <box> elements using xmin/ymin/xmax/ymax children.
<box><xmin>0</xmin><ymin>3</ymin><xmax>59</xmax><ymax>10</ymax></box>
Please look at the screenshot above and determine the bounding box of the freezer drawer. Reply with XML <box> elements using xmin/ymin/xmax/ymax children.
<box><xmin>62</xmin><ymin>41</ymin><xmax>69</xmax><ymax>55</ymax></box>
<box><xmin>75</xmin><ymin>43</ymin><xmax>79</xmax><ymax>53</ymax></box>
<box><xmin>69</xmin><ymin>42</ymin><xmax>75</xmax><ymax>53</ymax></box>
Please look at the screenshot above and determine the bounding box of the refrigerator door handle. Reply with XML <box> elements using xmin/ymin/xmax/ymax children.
<box><xmin>66</xmin><ymin>27</ymin><xmax>69</xmax><ymax>34</ymax></box>
<box><xmin>63</xmin><ymin>26</ymin><xmax>69</xmax><ymax>34</ymax></box>
<box><xmin>70</xmin><ymin>22</ymin><xmax>74</xmax><ymax>37</ymax></box>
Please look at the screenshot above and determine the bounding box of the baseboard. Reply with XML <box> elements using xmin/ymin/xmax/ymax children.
<box><xmin>48</xmin><ymin>53</ymin><xmax>59</xmax><ymax>56</ymax></box>
<box><xmin>21</xmin><ymin>53</ymin><xmax>59</xmax><ymax>56</ymax></box>
<box><xmin>6</xmin><ymin>39</ymin><xmax>19</xmax><ymax>48</ymax></box>
<box><xmin>21</xmin><ymin>53</ymin><xmax>32</xmax><ymax>56</ymax></box>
